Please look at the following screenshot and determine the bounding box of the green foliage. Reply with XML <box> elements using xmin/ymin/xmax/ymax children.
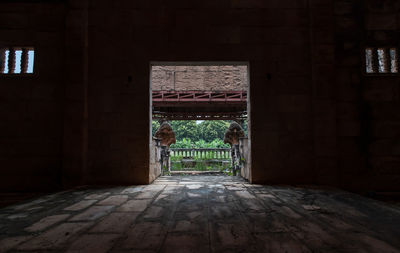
<box><xmin>194</xmin><ymin>160</ymin><xmax>207</xmax><ymax>171</ymax></box>
<box><xmin>194</xmin><ymin>139</ymin><xmax>230</xmax><ymax>148</ymax></box>
<box><xmin>215</xmin><ymin>163</ymin><xmax>229</xmax><ymax>172</ymax></box>
<box><xmin>171</xmin><ymin>138</ymin><xmax>230</xmax><ymax>149</ymax></box>
<box><xmin>242</xmin><ymin>119</ymin><xmax>248</xmax><ymax>136</ymax></box>
<box><xmin>170</xmin><ymin>155</ymin><xmax>183</xmax><ymax>162</ymax></box>
<box><xmin>171</xmin><ymin>138</ymin><xmax>193</xmax><ymax>148</ymax></box>
<box><xmin>198</xmin><ymin>120</ymin><xmax>230</xmax><ymax>142</ymax></box>
<box><xmin>171</xmin><ymin>161</ymin><xmax>183</xmax><ymax>171</ymax></box>
<box><xmin>152</xmin><ymin>119</ymin><xmax>248</xmax><ymax>140</ymax></box>
<box><xmin>170</xmin><ymin>121</ymin><xmax>199</xmax><ymax>141</ymax></box>
<box><xmin>162</xmin><ymin>164</ymin><xmax>170</xmax><ymax>175</ymax></box>
<box><xmin>221</xmin><ymin>166</ymin><xmax>235</xmax><ymax>176</ymax></box>
<box><xmin>170</xmin><ymin>155</ymin><xmax>183</xmax><ymax>171</ymax></box>
<box><xmin>153</xmin><ymin>119</ymin><xmax>246</xmax><ymax>175</ymax></box>
<box><xmin>152</xmin><ymin>121</ymin><xmax>160</xmax><ymax>136</ymax></box>
<box><xmin>153</xmin><ymin>120</ymin><xmax>236</xmax><ymax>142</ymax></box>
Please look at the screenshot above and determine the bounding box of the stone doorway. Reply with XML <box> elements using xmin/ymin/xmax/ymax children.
<box><xmin>149</xmin><ymin>63</ymin><xmax>251</xmax><ymax>182</ymax></box>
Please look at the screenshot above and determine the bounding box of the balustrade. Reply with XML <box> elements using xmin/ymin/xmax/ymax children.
<box><xmin>170</xmin><ymin>148</ymin><xmax>231</xmax><ymax>160</ymax></box>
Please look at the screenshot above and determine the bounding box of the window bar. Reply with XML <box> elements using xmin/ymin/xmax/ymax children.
<box><xmin>0</xmin><ymin>48</ymin><xmax>5</xmax><ymax>74</ymax></box>
<box><xmin>390</xmin><ymin>48</ymin><xmax>398</xmax><ymax>73</ymax></box>
<box><xmin>21</xmin><ymin>48</ymin><xmax>29</xmax><ymax>74</ymax></box>
<box><xmin>8</xmin><ymin>48</ymin><xmax>16</xmax><ymax>74</ymax></box>
<box><xmin>372</xmin><ymin>48</ymin><xmax>379</xmax><ymax>74</ymax></box>
<box><xmin>385</xmin><ymin>48</ymin><xmax>391</xmax><ymax>73</ymax></box>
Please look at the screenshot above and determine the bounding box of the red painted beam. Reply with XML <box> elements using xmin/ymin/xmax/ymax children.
<box><xmin>152</xmin><ymin>111</ymin><xmax>247</xmax><ymax>120</ymax></box>
<box><xmin>152</xmin><ymin>90</ymin><xmax>247</xmax><ymax>104</ymax></box>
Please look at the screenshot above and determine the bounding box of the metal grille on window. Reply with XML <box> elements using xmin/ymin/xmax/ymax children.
<box><xmin>1</xmin><ymin>47</ymin><xmax>35</xmax><ymax>74</ymax></box>
<box><xmin>365</xmin><ymin>47</ymin><xmax>398</xmax><ymax>74</ymax></box>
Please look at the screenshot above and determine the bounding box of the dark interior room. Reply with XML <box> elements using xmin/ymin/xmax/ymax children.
<box><xmin>0</xmin><ymin>0</ymin><xmax>399</xmax><ymax>252</ymax></box>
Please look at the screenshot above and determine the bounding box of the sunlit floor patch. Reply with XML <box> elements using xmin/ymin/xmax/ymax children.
<box><xmin>0</xmin><ymin>175</ymin><xmax>400</xmax><ymax>252</ymax></box>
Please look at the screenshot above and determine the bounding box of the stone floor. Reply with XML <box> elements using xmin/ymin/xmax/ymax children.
<box><xmin>1</xmin><ymin>175</ymin><xmax>400</xmax><ymax>253</ymax></box>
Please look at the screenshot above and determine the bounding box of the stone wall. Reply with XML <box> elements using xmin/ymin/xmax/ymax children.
<box><xmin>0</xmin><ymin>3</ymin><xmax>66</xmax><ymax>191</ymax></box>
<box><xmin>85</xmin><ymin>0</ymin><xmax>323</xmax><ymax>186</ymax></box>
<box><xmin>363</xmin><ymin>0</ymin><xmax>400</xmax><ymax>191</ymax></box>
<box><xmin>334</xmin><ymin>0</ymin><xmax>366</xmax><ymax>191</ymax></box>
<box><xmin>361</xmin><ymin>0</ymin><xmax>399</xmax><ymax>191</ymax></box>
<box><xmin>151</xmin><ymin>65</ymin><xmax>248</xmax><ymax>91</ymax></box>
<box><xmin>0</xmin><ymin>0</ymin><xmax>399</xmax><ymax>192</ymax></box>
<box><xmin>333</xmin><ymin>0</ymin><xmax>400</xmax><ymax>191</ymax></box>
<box><xmin>239</xmin><ymin>137</ymin><xmax>250</xmax><ymax>180</ymax></box>
<box><xmin>149</xmin><ymin>138</ymin><xmax>162</xmax><ymax>183</ymax></box>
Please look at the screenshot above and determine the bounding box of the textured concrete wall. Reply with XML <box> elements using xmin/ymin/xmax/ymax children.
<box><xmin>341</xmin><ymin>0</ymin><xmax>400</xmax><ymax>191</ymax></box>
<box><xmin>81</xmin><ymin>0</ymin><xmax>400</xmax><ymax>191</ymax></box>
<box><xmin>85</xmin><ymin>0</ymin><xmax>321</xmax><ymax>186</ymax></box>
<box><xmin>151</xmin><ymin>65</ymin><xmax>248</xmax><ymax>91</ymax></box>
<box><xmin>0</xmin><ymin>3</ymin><xmax>65</xmax><ymax>191</ymax></box>
<box><xmin>0</xmin><ymin>0</ymin><xmax>399</xmax><ymax>192</ymax></box>
<box><xmin>363</xmin><ymin>0</ymin><xmax>400</xmax><ymax>191</ymax></box>
<box><xmin>63</xmin><ymin>0</ymin><xmax>90</xmax><ymax>188</ymax></box>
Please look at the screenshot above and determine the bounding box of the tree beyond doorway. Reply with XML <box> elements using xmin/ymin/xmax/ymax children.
<box><xmin>152</xmin><ymin>120</ymin><xmax>248</xmax><ymax>148</ymax></box>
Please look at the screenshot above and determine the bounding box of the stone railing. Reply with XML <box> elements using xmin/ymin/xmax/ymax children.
<box><xmin>170</xmin><ymin>148</ymin><xmax>231</xmax><ymax>160</ymax></box>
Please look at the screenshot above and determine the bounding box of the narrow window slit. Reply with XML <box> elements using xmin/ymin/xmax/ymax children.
<box><xmin>0</xmin><ymin>49</ymin><xmax>9</xmax><ymax>74</ymax></box>
<box><xmin>14</xmin><ymin>50</ymin><xmax>23</xmax><ymax>74</ymax></box>
<box><xmin>365</xmin><ymin>48</ymin><xmax>374</xmax><ymax>73</ymax></box>
<box><xmin>377</xmin><ymin>48</ymin><xmax>387</xmax><ymax>73</ymax></box>
<box><xmin>27</xmin><ymin>50</ymin><xmax>35</xmax><ymax>74</ymax></box>
<box><xmin>0</xmin><ymin>47</ymin><xmax>35</xmax><ymax>75</ymax></box>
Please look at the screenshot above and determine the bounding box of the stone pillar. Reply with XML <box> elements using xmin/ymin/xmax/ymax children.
<box><xmin>62</xmin><ymin>0</ymin><xmax>89</xmax><ymax>187</ymax></box>
<box><xmin>224</xmin><ymin>122</ymin><xmax>246</xmax><ymax>176</ymax></box>
<box><xmin>239</xmin><ymin>137</ymin><xmax>250</xmax><ymax>180</ymax></box>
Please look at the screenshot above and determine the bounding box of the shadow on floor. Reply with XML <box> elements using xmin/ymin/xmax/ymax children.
<box><xmin>1</xmin><ymin>175</ymin><xmax>400</xmax><ymax>252</ymax></box>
